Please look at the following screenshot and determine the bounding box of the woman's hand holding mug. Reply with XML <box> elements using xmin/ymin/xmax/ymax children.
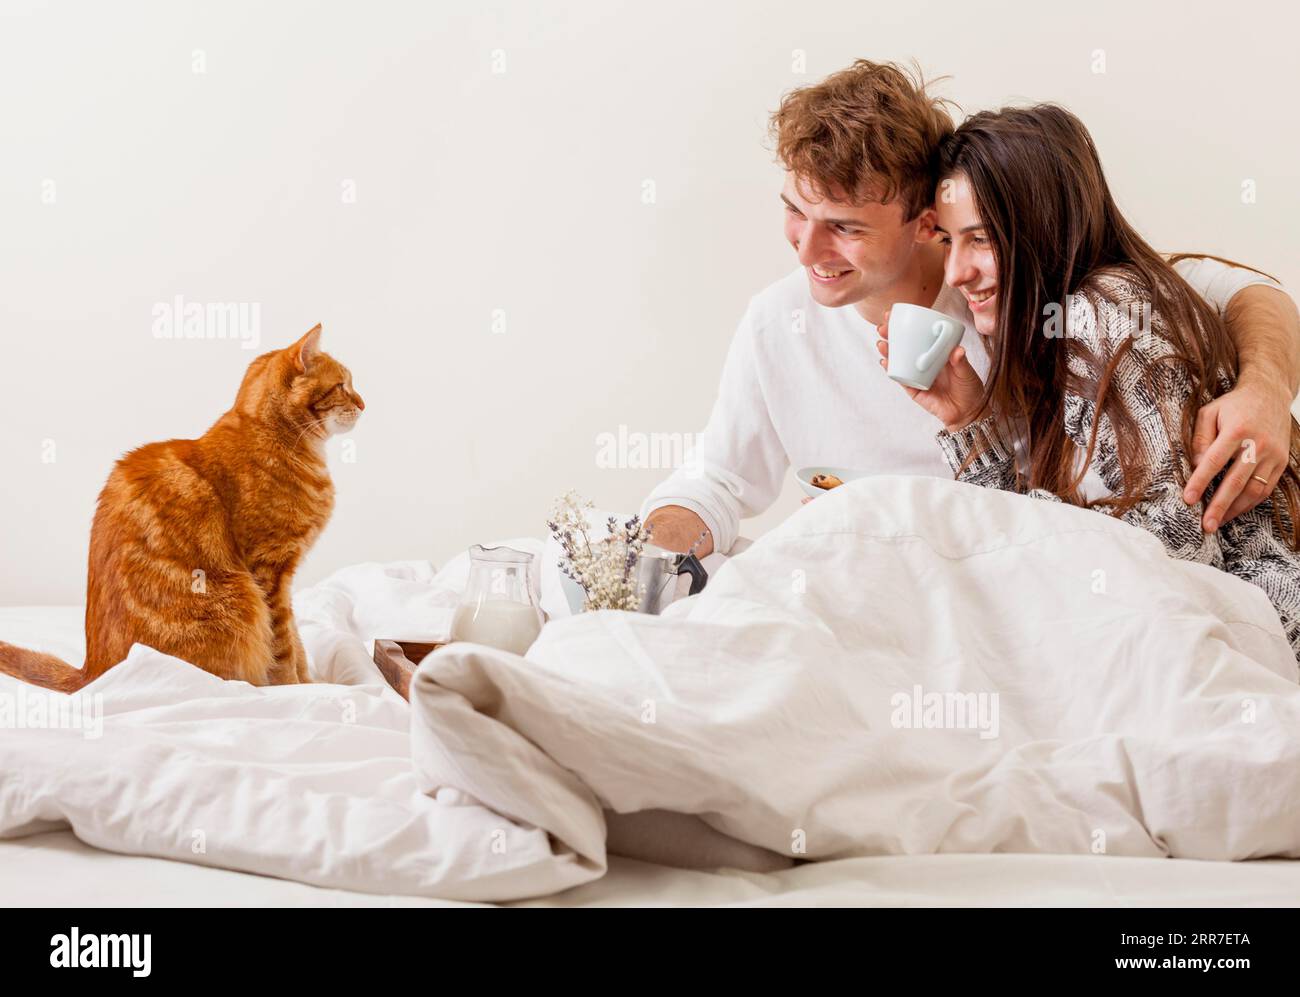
<box><xmin>877</xmin><ymin>307</ymin><xmax>986</xmax><ymax>433</ymax></box>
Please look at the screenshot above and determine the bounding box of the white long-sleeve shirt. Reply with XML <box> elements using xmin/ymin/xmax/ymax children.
<box><xmin>641</xmin><ymin>258</ymin><xmax>1285</xmax><ymax>554</ymax></box>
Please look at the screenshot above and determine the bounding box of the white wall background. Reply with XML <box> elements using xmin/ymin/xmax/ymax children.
<box><xmin>2</xmin><ymin>0</ymin><xmax>1296</xmax><ymax>604</ymax></box>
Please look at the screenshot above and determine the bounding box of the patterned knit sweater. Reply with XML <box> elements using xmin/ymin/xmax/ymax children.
<box><xmin>935</xmin><ymin>271</ymin><xmax>1300</xmax><ymax>660</ymax></box>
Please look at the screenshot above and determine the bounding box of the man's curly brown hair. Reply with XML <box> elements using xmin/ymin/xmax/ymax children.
<box><xmin>769</xmin><ymin>60</ymin><xmax>956</xmax><ymax>221</ymax></box>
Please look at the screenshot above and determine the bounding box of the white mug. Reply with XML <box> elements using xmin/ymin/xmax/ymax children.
<box><xmin>885</xmin><ymin>303</ymin><xmax>966</xmax><ymax>390</ymax></box>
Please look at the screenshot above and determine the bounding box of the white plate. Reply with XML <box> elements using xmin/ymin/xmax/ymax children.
<box><xmin>795</xmin><ymin>466</ymin><xmax>868</xmax><ymax>499</ymax></box>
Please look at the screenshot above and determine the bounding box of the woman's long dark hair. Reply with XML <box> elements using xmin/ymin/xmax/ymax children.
<box><xmin>937</xmin><ymin>104</ymin><xmax>1300</xmax><ymax>545</ymax></box>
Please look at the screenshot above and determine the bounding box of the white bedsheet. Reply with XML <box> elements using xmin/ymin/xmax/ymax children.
<box><xmin>3</xmin><ymin>475</ymin><xmax>1299</xmax><ymax>903</ymax></box>
<box><xmin>0</xmin><ymin>608</ymin><xmax>596</xmax><ymax>902</ymax></box>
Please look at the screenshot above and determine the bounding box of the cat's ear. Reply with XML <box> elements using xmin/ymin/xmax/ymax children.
<box><xmin>292</xmin><ymin>324</ymin><xmax>322</xmax><ymax>373</ymax></box>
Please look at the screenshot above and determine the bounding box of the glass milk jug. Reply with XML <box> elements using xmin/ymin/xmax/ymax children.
<box><xmin>449</xmin><ymin>545</ymin><xmax>544</xmax><ymax>656</ymax></box>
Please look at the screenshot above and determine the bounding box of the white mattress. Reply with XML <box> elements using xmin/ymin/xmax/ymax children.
<box><xmin>4</xmin><ymin>830</ymin><xmax>1299</xmax><ymax>906</ymax></box>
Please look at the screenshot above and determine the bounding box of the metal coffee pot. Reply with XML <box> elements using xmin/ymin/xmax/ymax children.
<box><xmin>560</xmin><ymin>544</ymin><xmax>708</xmax><ymax>615</ymax></box>
<box><xmin>631</xmin><ymin>545</ymin><xmax>708</xmax><ymax>614</ymax></box>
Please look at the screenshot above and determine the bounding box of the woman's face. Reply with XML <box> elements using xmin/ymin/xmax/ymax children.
<box><xmin>935</xmin><ymin>173</ymin><xmax>999</xmax><ymax>336</ymax></box>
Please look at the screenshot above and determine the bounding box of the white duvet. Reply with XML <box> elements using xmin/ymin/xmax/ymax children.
<box><xmin>3</xmin><ymin>475</ymin><xmax>1300</xmax><ymax>902</ymax></box>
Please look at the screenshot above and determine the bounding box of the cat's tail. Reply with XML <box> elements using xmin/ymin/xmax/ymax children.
<box><xmin>0</xmin><ymin>642</ymin><xmax>88</xmax><ymax>693</ymax></box>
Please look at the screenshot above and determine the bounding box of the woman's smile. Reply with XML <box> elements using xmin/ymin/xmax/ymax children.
<box><xmin>964</xmin><ymin>285</ymin><xmax>997</xmax><ymax>313</ymax></box>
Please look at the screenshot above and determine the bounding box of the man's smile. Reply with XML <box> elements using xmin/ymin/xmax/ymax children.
<box><xmin>810</xmin><ymin>263</ymin><xmax>855</xmax><ymax>283</ymax></box>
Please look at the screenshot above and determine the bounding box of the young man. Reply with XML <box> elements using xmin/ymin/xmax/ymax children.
<box><xmin>642</xmin><ymin>60</ymin><xmax>1300</xmax><ymax>558</ymax></box>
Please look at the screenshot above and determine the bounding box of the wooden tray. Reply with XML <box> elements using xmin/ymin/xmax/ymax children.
<box><xmin>373</xmin><ymin>639</ymin><xmax>444</xmax><ymax>701</ymax></box>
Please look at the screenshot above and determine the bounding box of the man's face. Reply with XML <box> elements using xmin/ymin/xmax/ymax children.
<box><xmin>781</xmin><ymin>173</ymin><xmax>934</xmax><ymax>313</ymax></box>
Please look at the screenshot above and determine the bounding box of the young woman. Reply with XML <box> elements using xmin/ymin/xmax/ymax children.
<box><xmin>881</xmin><ymin>104</ymin><xmax>1300</xmax><ymax>658</ymax></box>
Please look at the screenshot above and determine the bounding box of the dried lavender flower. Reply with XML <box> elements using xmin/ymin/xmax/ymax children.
<box><xmin>547</xmin><ymin>491</ymin><xmax>651</xmax><ymax>612</ymax></box>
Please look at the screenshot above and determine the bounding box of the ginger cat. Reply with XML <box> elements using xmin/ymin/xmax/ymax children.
<box><xmin>0</xmin><ymin>325</ymin><xmax>363</xmax><ymax>692</ymax></box>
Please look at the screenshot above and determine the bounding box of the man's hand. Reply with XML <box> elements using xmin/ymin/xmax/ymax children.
<box><xmin>644</xmin><ymin>505</ymin><xmax>714</xmax><ymax>558</ymax></box>
<box><xmin>1184</xmin><ymin>377</ymin><xmax>1295</xmax><ymax>532</ymax></box>
<box><xmin>1191</xmin><ymin>282</ymin><xmax>1300</xmax><ymax>531</ymax></box>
